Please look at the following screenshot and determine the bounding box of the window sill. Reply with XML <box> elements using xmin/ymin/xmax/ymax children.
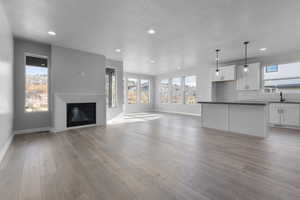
<box><xmin>24</xmin><ymin>111</ymin><xmax>49</xmax><ymax>114</ymax></box>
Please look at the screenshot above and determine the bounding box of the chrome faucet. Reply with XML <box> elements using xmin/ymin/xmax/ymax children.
<box><xmin>280</xmin><ymin>91</ymin><xmax>285</xmax><ymax>102</ymax></box>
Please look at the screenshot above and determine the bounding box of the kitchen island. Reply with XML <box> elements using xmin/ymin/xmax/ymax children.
<box><xmin>198</xmin><ymin>101</ymin><xmax>269</xmax><ymax>138</ymax></box>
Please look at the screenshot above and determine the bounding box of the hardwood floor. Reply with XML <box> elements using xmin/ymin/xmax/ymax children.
<box><xmin>1</xmin><ymin>112</ymin><xmax>300</xmax><ymax>200</ymax></box>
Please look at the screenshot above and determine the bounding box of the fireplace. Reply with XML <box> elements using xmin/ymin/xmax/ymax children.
<box><xmin>67</xmin><ymin>103</ymin><xmax>96</xmax><ymax>127</ymax></box>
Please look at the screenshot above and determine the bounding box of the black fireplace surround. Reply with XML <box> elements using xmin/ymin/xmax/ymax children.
<box><xmin>67</xmin><ymin>103</ymin><xmax>96</xmax><ymax>127</ymax></box>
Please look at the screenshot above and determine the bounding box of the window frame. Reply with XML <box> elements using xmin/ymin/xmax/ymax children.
<box><xmin>184</xmin><ymin>75</ymin><xmax>197</xmax><ymax>105</ymax></box>
<box><xmin>127</xmin><ymin>77</ymin><xmax>138</xmax><ymax>104</ymax></box>
<box><xmin>106</xmin><ymin>67</ymin><xmax>118</xmax><ymax>108</ymax></box>
<box><xmin>263</xmin><ymin>62</ymin><xmax>300</xmax><ymax>91</ymax></box>
<box><xmin>265</xmin><ymin>65</ymin><xmax>278</xmax><ymax>73</ymax></box>
<box><xmin>140</xmin><ymin>79</ymin><xmax>151</xmax><ymax>104</ymax></box>
<box><xmin>24</xmin><ymin>53</ymin><xmax>49</xmax><ymax>113</ymax></box>
<box><xmin>159</xmin><ymin>79</ymin><xmax>170</xmax><ymax>104</ymax></box>
<box><xmin>171</xmin><ymin>77</ymin><xmax>183</xmax><ymax>104</ymax></box>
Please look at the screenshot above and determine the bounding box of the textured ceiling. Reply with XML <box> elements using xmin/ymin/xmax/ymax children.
<box><xmin>3</xmin><ymin>0</ymin><xmax>300</xmax><ymax>74</ymax></box>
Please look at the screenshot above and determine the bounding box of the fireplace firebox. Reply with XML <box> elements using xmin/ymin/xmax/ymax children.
<box><xmin>67</xmin><ymin>103</ymin><xmax>96</xmax><ymax>127</ymax></box>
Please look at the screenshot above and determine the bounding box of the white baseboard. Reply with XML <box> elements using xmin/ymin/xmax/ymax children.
<box><xmin>155</xmin><ymin>110</ymin><xmax>201</xmax><ymax>117</ymax></box>
<box><xmin>0</xmin><ymin>135</ymin><xmax>13</xmax><ymax>165</ymax></box>
<box><xmin>14</xmin><ymin>127</ymin><xmax>51</xmax><ymax>135</ymax></box>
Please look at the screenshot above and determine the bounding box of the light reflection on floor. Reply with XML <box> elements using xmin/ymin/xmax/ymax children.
<box><xmin>107</xmin><ymin>112</ymin><xmax>161</xmax><ymax>125</ymax></box>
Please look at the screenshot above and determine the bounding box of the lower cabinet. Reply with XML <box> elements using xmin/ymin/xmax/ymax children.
<box><xmin>269</xmin><ymin>103</ymin><xmax>300</xmax><ymax>127</ymax></box>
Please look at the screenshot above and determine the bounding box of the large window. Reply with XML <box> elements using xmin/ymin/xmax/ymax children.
<box><xmin>264</xmin><ymin>62</ymin><xmax>300</xmax><ymax>92</ymax></box>
<box><xmin>127</xmin><ymin>78</ymin><xmax>138</xmax><ymax>104</ymax></box>
<box><xmin>25</xmin><ymin>55</ymin><xmax>48</xmax><ymax>112</ymax></box>
<box><xmin>171</xmin><ymin>77</ymin><xmax>182</xmax><ymax>103</ymax></box>
<box><xmin>160</xmin><ymin>76</ymin><xmax>197</xmax><ymax>104</ymax></box>
<box><xmin>184</xmin><ymin>76</ymin><xmax>197</xmax><ymax>104</ymax></box>
<box><xmin>159</xmin><ymin>79</ymin><xmax>169</xmax><ymax>103</ymax></box>
<box><xmin>106</xmin><ymin>68</ymin><xmax>117</xmax><ymax>108</ymax></box>
<box><xmin>140</xmin><ymin>79</ymin><xmax>150</xmax><ymax>104</ymax></box>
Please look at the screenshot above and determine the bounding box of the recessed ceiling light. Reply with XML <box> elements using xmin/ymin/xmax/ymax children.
<box><xmin>259</xmin><ymin>47</ymin><xmax>267</xmax><ymax>51</ymax></box>
<box><xmin>177</xmin><ymin>66</ymin><xmax>181</xmax><ymax>70</ymax></box>
<box><xmin>147</xmin><ymin>29</ymin><xmax>156</xmax><ymax>34</ymax></box>
<box><xmin>48</xmin><ymin>31</ymin><xmax>56</xmax><ymax>36</ymax></box>
<box><xmin>115</xmin><ymin>48</ymin><xmax>121</xmax><ymax>53</ymax></box>
<box><xmin>150</xmin><ymin>60</ymin><xmax>155</xmax><ymax>64</ymax></box>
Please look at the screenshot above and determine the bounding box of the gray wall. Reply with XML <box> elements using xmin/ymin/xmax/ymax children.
<box><xmin>51</xmin><ymin>45</ymin><xmax>106</xmax><ymax>125</ymax></box>
<box><xmin>106</xmin><ymin>59</ymin><xmax>124</xmax><ymax>121</ymax></box>
<box><xmin>13</xmin><ymin>38</ymin><xmax>51</xmax><ymax>131</ymax></box>
<box><xmin>51</xmin><ymin>45</ymin><xmax>105</xmax><ymax>94</ymax></box>
<box><xmin>215</xmin><ymin>51</ymin><xmax>300</xmax><ymax>102</ymax></box>
<box><xmin>0</xmin><ymin>3</ymin><xmax>13</xmax><ymax>158</ymax></box>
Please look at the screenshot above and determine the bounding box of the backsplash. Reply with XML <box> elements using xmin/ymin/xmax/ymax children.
<box><xmin>238</xmin><ymin>91</ymin><xmax>300</xmax><ymax>102</ymax></box>
<box><xmin>214</xmin><ymin>81</ymin><xmax>300</xmax><ymax>102</ymax></box>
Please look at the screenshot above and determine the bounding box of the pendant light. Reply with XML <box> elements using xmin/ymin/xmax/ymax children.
<box><xmin>215</xmin><ymin>49</ymin><xmax>220</xmax><ymax>76</ymax></box>
<box><xmin>243</xmin><ymin>41</ymin><xmax>249</xmax><ymax>72</ymax></box>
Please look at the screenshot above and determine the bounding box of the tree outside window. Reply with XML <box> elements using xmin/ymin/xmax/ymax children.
<box><xmin>127</xmin><ymin>78</ymin><xmax>138</xmax><ymax>104</ymax></box>
<box><xmin>140</xmin><ymin>79</ymin><xmax>150</xmax><ymax>104</ymax></box>
<box><xmin>171</xmin><ymin>77</ymin><xmax>182</xmax><ymax>104</ymax></box>
<box><xmin>160</xmin><ymin>79</ymin><xmax>169</xmax><ymax>103</ymax></box>
<box><xmin>184</xmin><ymin>76</ymin><xmax>197</xmax><ymax>104</ymax></box>
<box><xmin>25</xmin><ymin>56</ymin><xmax>48</xmax><ymax>112</ymax></box>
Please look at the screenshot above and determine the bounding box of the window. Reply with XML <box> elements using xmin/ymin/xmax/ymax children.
<box><xmin>265</xmin><ymin>65</ymin><xmax>278</xmax><ymax>73</ymax></box>
<box><xmin>140</xmin><ymin>79</ymin><xmax>150</xmax><ymax>104</ymax></box>
<box><xmin>184</xmin><ymin>76</ymin><xmax>197</xmax><ymax>104</ymax></box>
<box><xmin>127</xmin><ymin>78</ymin><xmax>138</xmax><ymax>104</ymax></box>
<box><xmin>264</xmin><ymin>62</ymin><xmax>300</xmax><ymax>90</ymax></box>
<box><xmin>25</xmin><ymin>55</ymin><xmax>48</xmax><ymax>112</ymax></box>
<box><xmin>160</xmin><ymin>79</ymin><xmax>169</xmax><ymax>103</ymax></box>
<box><xmin>106</xmin><ymin>68</ymin><xmax>117</xmax><ymax>108</ymax></box>
<box><xmin>171</xmin><ymin>77</ymin><xmax>182</xmax><ymax>103</ymax></box>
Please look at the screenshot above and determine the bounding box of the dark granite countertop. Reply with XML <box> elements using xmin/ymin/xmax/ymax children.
<box><xmin>198</xmin><ymin>101</ymin><xmax>300</xmax><ymax>105</ymax></box>
<box><xmin>268</xmin><ymin>101</ymin><xmax>300</xmax><ymax>104</ymax></box>
<box><xmin>197</xmin><ymin>101</ymin><xmax>267</xmax><ymax>105</ymax></box>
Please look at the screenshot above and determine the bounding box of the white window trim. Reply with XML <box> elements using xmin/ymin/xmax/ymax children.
<box><xmin>159</xmin><ymin>79</ymin><xmax>169</xmax><ymax>104</ymax></box>
<box><xmin>171</xmin><ymin>77</ymin><xmax>183</xmax><ymax>104</ymax></box>
<box><xmin>140</xmin><ymin>79</ymin><xmax>151</xmax><ymax>104</ymax></box>
<box><xmin>127</xmin><ymin>77</ymin><xmax>139</xmax><ymax>104</ymax></box>
<box><xmin>184</xmin><ymin>75</ymin><xmax>197</xmax><ymax>105</ymax></box>
<box><xmin>106</xmin><ymin>66</ymin><xmax>118</xmax><ymax>108</ymax></box>
<box><xmin>24</xmin><ymin>53</ymin><xmax>49</xmax><ymax>113</ymax></box>
<box><xmin>159</xmin><ymin>75</ymin><xmax>197</xmax><ymax>105</ymax></box>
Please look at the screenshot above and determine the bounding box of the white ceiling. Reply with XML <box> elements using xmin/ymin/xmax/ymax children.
<box><xmin>3</xmin><ymin>0</ymin><xmax>300</xmax><ymax>75</ymax></box>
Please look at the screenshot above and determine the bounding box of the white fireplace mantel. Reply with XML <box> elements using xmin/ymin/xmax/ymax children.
<box><xmin>52</xmin><ymin>93</ymin><xmax>106</xmax><ymax>132</ymax></box>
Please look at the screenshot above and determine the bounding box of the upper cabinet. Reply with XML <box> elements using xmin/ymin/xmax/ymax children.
<box><xmin>236</xmin><ymin>63</ymin><xmax>260</xmax><ymax>90</ymax></box>
<box><xmin>211</xmin><ymin>65</ymin><xmax>236</xmax><ymax>82</ymax></box>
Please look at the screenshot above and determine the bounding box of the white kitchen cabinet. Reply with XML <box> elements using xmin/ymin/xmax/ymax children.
<box><xmin>269</xmin><ymin>103</ymin><xmax>281</xmax><ymax>124</ymax></box>
<box><xmin>211</xmin><ymin>65</ymin><xmax>236</xmax><ymax>82</ymax></box>
<box><xmin>282</xmin><ymin>104</ymin><xmax>300</xmax><ymax>126</ymax></box>
<box><xmin>269</xmin><ymin>103</ymin><xmax>300</xmax><ymax>126</ymax></box>
<box><xmin>236</xmin><ymin>63</ymin><xmax>260</xmax><ymax>90</ymax></box>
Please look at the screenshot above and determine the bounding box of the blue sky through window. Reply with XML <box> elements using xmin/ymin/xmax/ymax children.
<box><xmin>26</xmin><ymin>65</ymin><xmax>48</xmax><ymax>76</ymax></box>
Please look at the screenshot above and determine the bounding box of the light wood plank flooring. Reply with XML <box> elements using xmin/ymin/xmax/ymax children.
<box><xmin>1</xmin><ymin>112</ymin><xmax>300</xmax><ymax>200</ymax></box>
